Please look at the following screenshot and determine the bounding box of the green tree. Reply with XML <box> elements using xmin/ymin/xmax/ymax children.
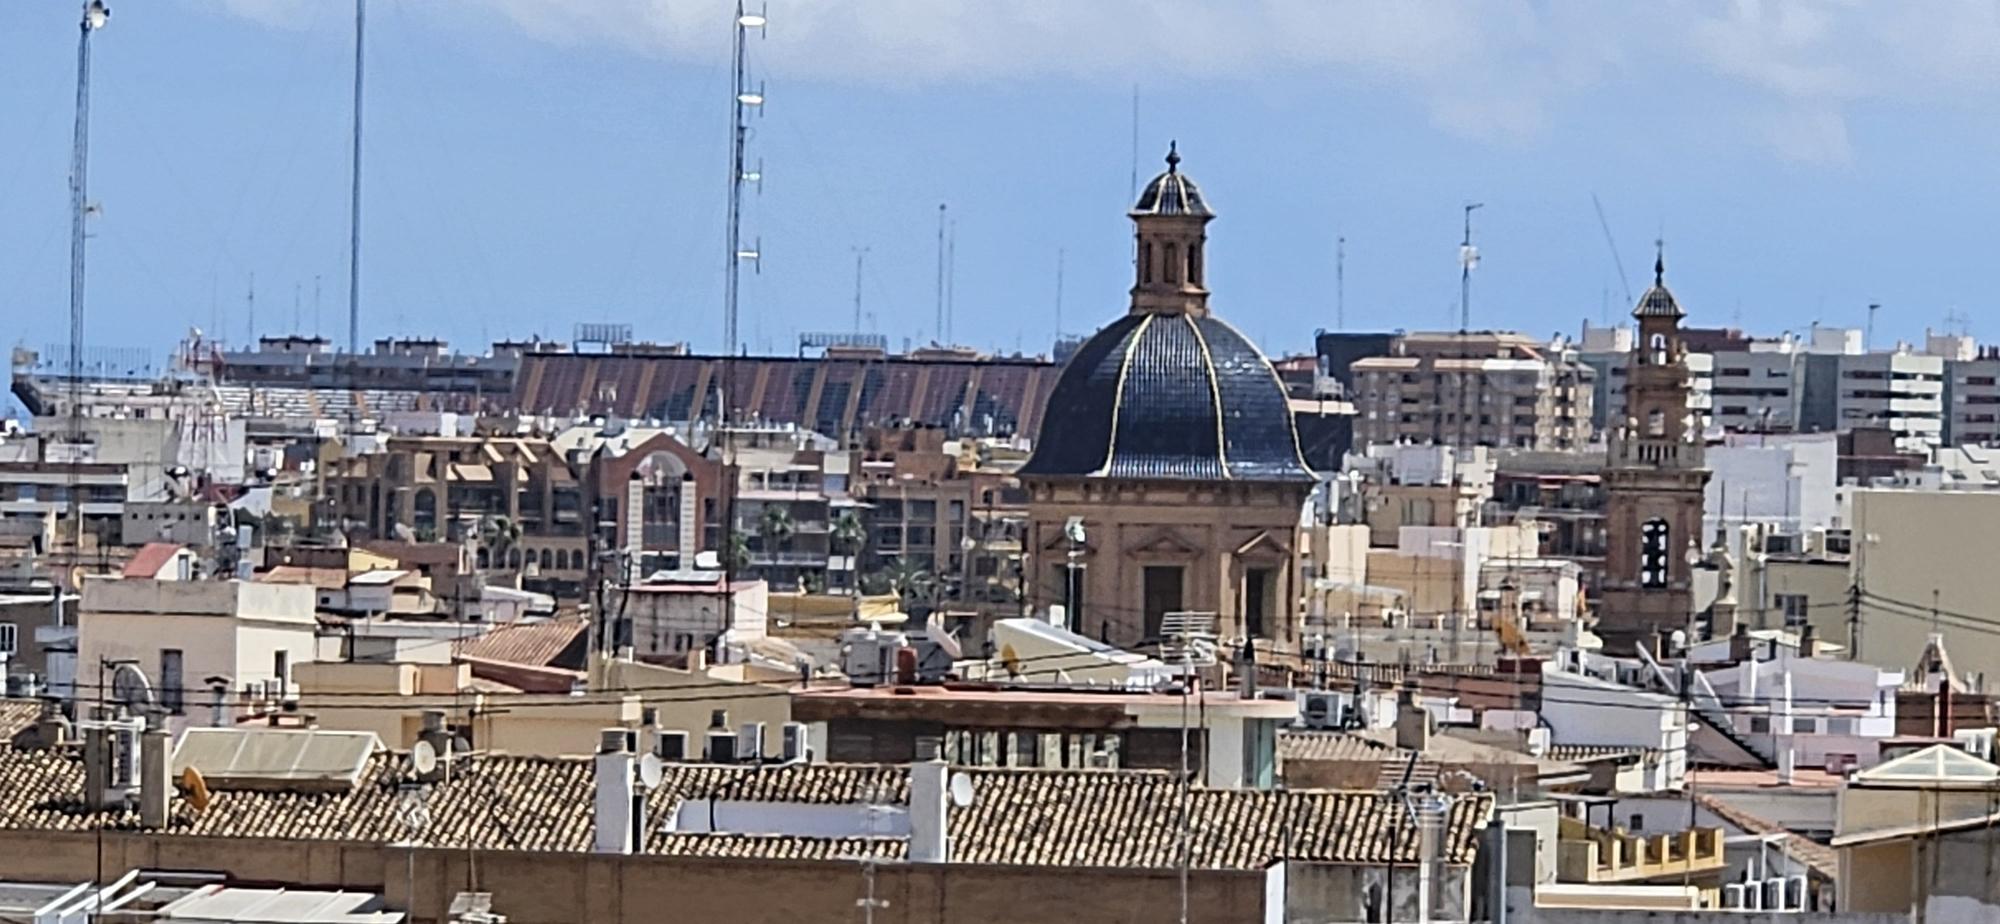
<box><xmin>759</xmin><ymin>504</ymin><xmax>795</xmax><ymax>554</ymax></box>
<box><xmin>884</xmin><ymin>556</ymin><xmax>937</xmax><ymax>608</ymax></box>
<box><xmin>722</xmin><ymin>530</ymin><xmax>753</xmax><ymax>573</ymax></box>
<box><xmin>831</xmin><ymin>508</ymin><xmax>865</xmax><ymax>556</ymax></box>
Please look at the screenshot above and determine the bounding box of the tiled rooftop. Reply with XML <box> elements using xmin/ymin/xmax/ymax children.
<box><xmin>0</xmin><ymin>746</ymin><xmax>1490</xmax><ymax>870</ymax></box>
<box><xmin>456</xmin><ymin>617</ymin><xmax>588</xmax><ymax>669</ymax></box>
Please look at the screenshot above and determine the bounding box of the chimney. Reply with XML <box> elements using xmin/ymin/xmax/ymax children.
<box><xmin>1776</xmin><ymin>736</ymin><xmax>1796</xmax><ymax>785</ymax></box>
<box><xmin>1238</xmin><ymin>637</ymin><xmax>1257</xmax><ymax>699</ymax></box>
<box><xmin>83</xmin><ymin>724</ymin><xmax>109</xmax><ymax>810</ymax></box>
<box><xmin>1939</xmin><ymin>678</ymin><xmax>1955</xmax><ymax>739</ymax></box>
<box><xmin>1729</xmin><ymin>621</ymin><xmax>1752</xmax><ymax>663</ymax></box>
<box><xmin>1415</xmin><ymin>796</ymin><xmax>1446</xmax><ymax>924</ymax></box>
<box><xmin>1799</xmin><ymin>624</ymin><xmax>1817</xmax><ymax>659</ymax></box>
<box><xmin>909</xmin><ymin>737</ymin><xmax>949</xmax><ymax>863</ymax></box>
<box><xmin>1395</xmin><ymin>688</ymin><xmax>1432</xmax><ymax>753</ymax></box>
<box><xmin>593</xmin><ymin>728</ymin><xmax>639</xmax><ymax>854</ymax></box>
<box><xmin>139</xmin><ymin>716</ymin><xmax>171</xmax><ymax>828</ymax></box>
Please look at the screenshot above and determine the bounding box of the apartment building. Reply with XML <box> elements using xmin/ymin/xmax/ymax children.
<box><xmin>324</xmin><ymin>434</ymin><xmax>590</xmax><ymax>601</ymax></box>
<box><xmin>1708</xmin><ymin>338</ymin><xmax>1804</xmax><ymax>432</ymax></box>
<box><xmin>1800</xmin><ymin>349</ymin><xmax>1944</xmax><ymax>450</ymax></box>
<box><xmin>1352</xmin><ymin>331</ymin><xmax>1595</xmax><ymax>451</ymax></box>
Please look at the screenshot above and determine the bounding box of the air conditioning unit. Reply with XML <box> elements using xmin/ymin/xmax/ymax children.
<box><xmin>1299</xmin><ymin>692</ymin><xmax>1345</xmax><ymax>730</ymax></box>
<box><xmin>1720</xmin><ymin>884</ymin><xmax>1744</xmax><ymax>910</ymax></box>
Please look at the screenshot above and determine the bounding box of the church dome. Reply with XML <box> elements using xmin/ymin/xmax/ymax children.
<box><xmin>1020</xmin><ymin>312</ymin><xmax>1314</xmax><ymax>481</ymax></box>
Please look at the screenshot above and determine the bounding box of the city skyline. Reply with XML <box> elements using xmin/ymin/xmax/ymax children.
<box><xmin>7</xmin><ymin>1</ymin><xmax>2000</xmax><ymax>367</ymax></box>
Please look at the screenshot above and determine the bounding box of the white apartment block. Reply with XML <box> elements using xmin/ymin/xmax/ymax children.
<box><xmin>1709</xmin><ymin>339</ymin><xmax>1803</xmax><ymax>432</ymax></box>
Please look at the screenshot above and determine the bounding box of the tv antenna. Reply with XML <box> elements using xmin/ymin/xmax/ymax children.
<box><xmin>66</xmin><ymin>0</ymin><xmax>112</xmax><ymax>566</ymax></box>
<box><xmin>722</xmin><ymin>0</ymin><xmax>768</xmax><ymax>356</ymax></box>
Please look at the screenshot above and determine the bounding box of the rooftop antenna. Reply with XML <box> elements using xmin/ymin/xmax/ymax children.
<box><xmin>1866</xmin><ymin>302</ymin><xmax>1881</xmax><ymax>352</ymax></box>
<box><xmin>1457</xmin><ymin>202</ymin><xmax>1483</xmax><ymax>450</ymax></box>
<box><xmin>723</xmin><ymin>0</ymin><xmax>767</xmax><ymax>357</ymax></box>
<box><xmin>1335</xmin><ymin>235</ymin><xmax>1346</xmax><ymax>330</ymax></box>
<box><xmin>851</xmin><ymin>246</ymin><xmax>869</xmax><ymax>336</ymax></box>
<box><xmin>945</xmin><ymin>218</ymin><xmax>958</xmax><ymax>345</ymax></box>
<box><xmin>934</xmin><ymin>204</ymin><xmax>947</xmax><ymax>342</ymax></box>
<box><xmin>1054</xmin><ymin>248</ymin><xmax>1066</xmax><ymax>342</ymax></box>
<box><xmin>313</xmin><ymin>275</ymin><xmax>322</xmax><ymax>336</ymax></box>
<box><xmin>1128</xmin><ymin>85</ymin><xmax>1140</xmax><ymax>201</ymax></box>
<box><xmin>245</xmin><ymin>273</ymin><xmax>256</xmax><ymax>344</ymax></box>
<box><xmin>66</xmin><ymin>0</ymin><xmax>112</xmax><ymax>563</ymax></box>
<box><xmin>344</xmin><ymin>0</ymin><xmax>366</xmax><ymax>433</ymax></box>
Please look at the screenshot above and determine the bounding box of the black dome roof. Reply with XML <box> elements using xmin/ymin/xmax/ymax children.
<box><xmin>1021</xmin><ymin>312</ymin><xmax>1314</xmax><ymax>482</ymax></box>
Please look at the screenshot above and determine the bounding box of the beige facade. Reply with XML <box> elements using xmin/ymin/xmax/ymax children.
<box><xmin>1024</xmin><ymin>479</ymin><xmax>1309</xmax><ymax>646</ymax></box>
<box><xmin>294</xmin><ymin>659</ymin><xmax>640</xmax><ymax>757</ymax></box>
<box><xmin>589</xmin><ymin>655</ymin><xmax>794</xmax><ymax>757</ymax></box>
<box><xmin>1850</xmin><ymin>489</ymin><xmax>2000</xmax><ymax>676</ymax></box>
<box><xmin>77</xmin><ymin>578</ymin><xmax>318</xmax><ymax>733</ymax></box>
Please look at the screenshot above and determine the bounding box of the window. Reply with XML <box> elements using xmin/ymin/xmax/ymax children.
<box><xmin>1650</xmin><ymin>333</ymin><xmax>1668</xmax><ymax>365</ymax></box>
<box><xmin>0</xmin><ymin>622</ymin><xmax>15</xmax><ymax>655</ymax></box>
<box><xmin>1646</xmin><ymin>408</ymin><xmax>1665</xmax><ymax>436</ymax></box>
<box><xmin>1143</xmin><ymin>566</ymin><xmax>1184</xmax><ymax>641</ymax></box>
<box><xmin>1749</xmin><ymin>716</ymin><xmax>1771</xmax><ymax>734</ymax></box>
<box><xmin>1775</xmin><ymin>593</ymin><xmax>1810</xmax><ymax>627</ymax></box>
<box><xmin>1640</xmin><ymin>518</ymin><xmax>1670</xmax><ymax>588</ymax></box>
<box><xmin>1141</xmin><ymin>243</ymin><xmax>1153</xmax><ymax>284</ymax></box>
<box><xmin>273</xmin><ymin>650</ymin><xmax>290</xmax><ymax>698</ymax></box>
<box><xmin>1164</xmin><ymin>243</ymin><xmax>1180</xmax><ymax>284</ymax></box>
<box><xmin>1187</xmin><ymin>243</ymin><xmax>1201</xmax><ymax>285</ymax></box>
<box><xmin>160</xmin><ymin>649</ymin><xmax>184</xmax><ymax>715</ymax></box>
<box><xmin>1244</xmin><ymin>567</ymin><xmax>1275</xmax><ymax>639</ymax></box>
<box><xmin>1792</xmin><ymin>717</ymin><xmax>1817</xmax><ymax>734</ymax></box>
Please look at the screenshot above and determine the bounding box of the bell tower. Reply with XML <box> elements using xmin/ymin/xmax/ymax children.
<box><xmin>1597</xmin><ymin>246</ymin><xmax>1713</xmax><ymax>653</ymax></box>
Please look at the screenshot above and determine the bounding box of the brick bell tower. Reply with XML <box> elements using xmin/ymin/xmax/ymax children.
<box><xmin>1597</xmin><ymin>246</ymin><xmax>1713</xmax><ymax>654</ymax></box>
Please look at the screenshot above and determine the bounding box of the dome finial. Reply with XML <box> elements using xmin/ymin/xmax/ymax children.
<box><xmin>1654</xmin><ymin>239</ymin><xmax>1665</xmax><ymax>286</ymax></box>
<box><xmin>1165</xmin><ymin>140</ymin><xmax>1180</xmax><ymax>174</ymax></box>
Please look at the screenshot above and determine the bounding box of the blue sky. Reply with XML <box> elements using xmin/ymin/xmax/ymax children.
<box><xmin>7</xmin><ymin>1</ymin><xmax>2000</xmax><ymax>373</ymax></box>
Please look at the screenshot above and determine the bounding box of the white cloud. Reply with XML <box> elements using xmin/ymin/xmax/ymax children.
<box><xmin>208</xmin><ymin>0</ymin><xmax>2000</xmax><ymax>162</ymax></box>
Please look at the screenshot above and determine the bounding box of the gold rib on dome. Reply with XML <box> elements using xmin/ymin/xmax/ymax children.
<box><xmin>1184</xmin><ymin>314</ymin><xmax>1233</xmax><ymax>479</ymax></box>
<box><xmin>1091</xmin><ymin>314</ymin><xmax>1157</xmax><ymax>478</ymax></box>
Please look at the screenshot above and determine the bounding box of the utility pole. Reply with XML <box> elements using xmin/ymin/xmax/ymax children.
<box><xmin>1866</xmin><ymin>303</ymin><xmax>1880</xmax><ymax>353</ymax></box>
<box><xmin>1336</xmin><ymin>235</ymin><xmax>1346</xmax><ymax>330</ymax></box>
<box><xmin>934</xmin><ymin>204</ymin><xmax>947</xmax><ymax>343</ymax></box>
<box><xmin>67</xmin><ymin>1</ymin><xmax>111</xmax><ymax>564</ymax></box>
<box><xmin>1053</xmin><ymin>248</ymin><xmax>1065</xmax><ymax>341</ymax></box>
<box><xmin>1456</xmin><ymin>203</ymin><xmax>1484</xmax><ymax>450</ymax></box>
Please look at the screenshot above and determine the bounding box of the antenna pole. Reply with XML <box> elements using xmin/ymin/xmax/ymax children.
<box><xmin>347</xmin><ymin>0</ymin><xmax>365</xmax><ymax>356</ymax></box>
<box><xmin>1054</xmin><ymin>248</ymin><xmax>1065</xmax><ymax>341</ymax></box>
<box><xmin>1457</xmin><ymin>202</ymin><xmax>1484</xmax><ymax>450</ymax></box>
<box><xmin>723</xmin><ymin>1</ymin><xmax>765</xmax><ymax>356</ymax></box>
<box><xmin>851</xmin><ymin>246</ymin><xmax>869</xmax><ymax>336</ymax></box>
<box><xmin>1336</xmin><ymin>235</ymin><xmax>1346</xmax><ymax>330</ymax></box>
<box><xmin>934</xmin><ymin>204</ymin><xmax>947</xmax><ymax>343</ymax></box>
<box><xmin>1129</xmin><ymin>85</ymin><xmax>1141</xmax><ymax>201</ymax></box>
<box><xmin>67</xmin><ymin>0</ymin><xmax>105</xmax><ymax>562</ymax></box>
<box><xmin>946</xmin><ymin>219</ymin><xmax>957</xmax><ymax>345</ymax></box>
<box><xmin>1866</xmin><ymin>302</ymin><xmax>1881</xmax><ymax>352</ymax></box>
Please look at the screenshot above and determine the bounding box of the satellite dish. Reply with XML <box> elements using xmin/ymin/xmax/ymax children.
<box><xmin>111</xmin><ymin>663</ymin><xmax>156</xmax><ymax>711</ymax></box>
<box><xmin>1063</xmin><ymin>516</ymin><xmax>1087</xmax><ymax>545</ymax></box>
<box><xmin>411</xmin><ymin>740</ymin><xmax>438</xmax><ymax>776</ymax></box>
<box><xmin>181</xmin><ymin>766</ymin><xmax>212</xmax><ymax>813</ymax></box>
<box><xmin>639</xmin><ymin>752</ymin><xmax>665</xmax><ymax>790</ymax></box>
<box><xmin>452</xmin><ymin>735</ymin><xmax>474</xmax><ymax>757</ymax></box>
<box><xmin>948</xmin><ymin>772</ymin><xmax>974</xmax><ymax>808</ymax></box>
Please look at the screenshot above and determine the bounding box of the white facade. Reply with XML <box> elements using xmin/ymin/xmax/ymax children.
<box><xmin>76</xmin><ymin>578</ymin><xmax>318</xmax><ymax>735</ymax></box>
<box><xmin>1703</xmin><ymin>432</ymin><xmax>1841</xmax><ymax>549</ymax></box>
<box><xmin>624</xmin><ymin>578</ymin><xmax>770</xmax><ymax>662</ymax></box>
<box><xmin>1834</xmin><ymin>351</ymin><xmax>1943</xmax><ymax>450</ymax></box>
<box><xmin>1540</xmin><ymin>657</ymin><xmax>1689</xmax><ymax>791</ymax></box>
<box><xmin>1709</xmin><ymin>342</ymin><xmax>1803</xmax><ymax>432</ymax></box>
<box><xmin>1702</xmin><ymin>648</ymin><xmax>1901</xmax><ymax>770</ymax></box>
<box><xmin>1944</xmin><ymin>356</ymin><xmax>2000</xmax><ymax>446</ymax></box>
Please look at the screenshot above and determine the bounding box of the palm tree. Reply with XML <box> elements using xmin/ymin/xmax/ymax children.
<box><xmin>831</xmin><ymin>508</ymin><xmax>867</xmax><ymax>594</ymax></box>
<box><xmin>479</xmin><ymin>515</ymin><xmax>523</xmax><ymax>584</ymax></box>
<box><xmin>759</xmin><ymin>504</ymin><xmax>795</xmax><ymax>554</ymax></box>
<box><xmin>722</xmin><ymin>529</ymin><xmax>753</xmax><ymax>573</ymax></box>
<box><xmin>884</xmin><ymin>556</ymin><xmax>936</xmax><ymax>609</ymax></box>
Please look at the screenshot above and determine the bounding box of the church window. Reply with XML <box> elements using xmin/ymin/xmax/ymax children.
<box><xmin>1141</xmin><ymin>243</ymin><xmax>1153</xmax><ymax>284</ymax></box>
<box><xmin>1649</xmin><ymin>333</ymin><xmax>1668</xmax><ymax>365</ymax></box>
<box><xmin>1647</xmin><ymin>409</ymin><xmax>1665</xmax><ymax>436</ymax></box>
<box><xmin>1640</xmin><ymin>518</ymin><xmax>1670</xmax><ymax>588</ymax></box>
<box><xmin>1187</xmin><ymin>243</ymin><xmax>1201</xmax><ymax>285</ymax></box>
<box><xmin>1164</xmin><ymin>243</ymin><xmax>1181</xmax><ymax>284</ymax></box>
<box><xmin>1244</xmin><ymin>567</ymin><xmax>1275</xmax><ymax>639</ymax></box>
<box><xmin>1143</xmin><ymin>565</ymin><xmax>1184</xmax><ymax>640</ymax></box>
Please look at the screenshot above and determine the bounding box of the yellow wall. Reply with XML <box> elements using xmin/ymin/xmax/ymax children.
<box><xmin>591</xmin><ymin>657</ymin><xmax>794</xmax><ymax>757</ymax></box>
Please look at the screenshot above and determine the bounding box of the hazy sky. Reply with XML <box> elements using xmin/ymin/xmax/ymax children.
<box><xmin>7</xmin><ymin>1</ymin><xmax>2000</xmax><ymax>371</ymax></box>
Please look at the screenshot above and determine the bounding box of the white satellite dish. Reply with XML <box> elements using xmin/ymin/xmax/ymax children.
<box><xmin>639</xmin><ymin>752</ymin><xmax>665</xmax><ymax>790</ymax></box>
<box><xmin>411</xmin><ymin>739</ymin><xmax>438</xmax><ymax>776</ymax></box>
<box><xmin>948</xmin><ymin>772</ymin><xmax>974</xmax><ymax>808</ymax></box>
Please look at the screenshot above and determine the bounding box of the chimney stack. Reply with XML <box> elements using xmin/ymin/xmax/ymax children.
<box><xmin>909</xmin><ymin>738</ymin><xmax>949</xmax><ymax>863</ymax></box>
<box><xmin>139</xmin><ymin>715</ymin><xmax>171</xmax><ymax>828</ymax></box>
<box><xmin>593</xmin><ymin>728</ymin><xmax>639</xmax><ymax>854</ymax></box>
<box><xmin>1395</xmin><ymin>688</ymin><xmax>1432</xmax><ymax>753</ymax></box>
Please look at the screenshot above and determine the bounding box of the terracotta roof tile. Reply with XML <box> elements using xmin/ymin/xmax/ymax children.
<box><xmin>0</xmin><ymin>746</ymin><xmax>1489</xmax><ymax>870</ymax></box>
<box><xmin>1693</xmin><ymin>792</ymin><xmax>1835</xmax><ymax>879</ymax></box>
<box><xmin>0</xmin><ymin>700</ymin><xmax>41</xmax><ymax>748</ymax></box>
<box><xmin>122</xmin><ymin>543</ymin><xmax>184</xmax><ymax>579</ymax></box>
<box><xmin>457</xmin><ymin>618</ymin><xmax>588</xmax><ymax>669</ymax></box>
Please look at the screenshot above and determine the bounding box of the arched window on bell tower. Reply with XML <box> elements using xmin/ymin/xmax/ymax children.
<box><xmin>1141</xmin><ymin>243</ymin><xmax>1153</xmax><ymax>285</ymax></box>
<box><xmin>1641</xmin><ymin>518</ymin><xmax>1670</xmax><ymax>588</ymax></box>
<box><xmin>1649</xmin><ymin>333</ymin><xmax>1668</xmax><ymax>365</ymax></box>
<box><xmin>1164</xmin><ymin>243</ymin><xmax>1181</xmax><ymax>284</ymax></box>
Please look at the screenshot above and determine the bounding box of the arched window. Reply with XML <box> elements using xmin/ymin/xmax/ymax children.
<box><xmin>1164</xmin><ymin>243</ymin><xmax>1181</xmax><ymax>284</ymax></box>
<box><xmin>1649</xmin><ymin>333</ymin><xmax>1668</xmax><ymax>365</ymax></box>
<box><xmin>1140</xmin><ymin>243</ymin><xmax>1153</xmax><ymax>284</ymax></box>
<box><xmin>507</xmin><ymin>549</ymin><xmax>522</xmax><ymax>568</ymax></box>
<box><xmin>1647</xmin><ymin>408</ymin><xmax>1665</xmax><ymax>436</ymax></box>
<box><xmin>539</xmin><ymin>548</ymin><xmax>553</xmax><ymax>570</ymax></box>
<box><xmin>1187</xmin><ymin>243</ymin><xmax>1201</xmax><ymax>285</ymax></box>
<box><xmin>476</xmin><ymin>548</ymin><xmax>490</xmax><ymax>569</ymax></box>
<box><xmin>1640</xmin><ymin>518</ymin><xmax>1670</xmax><ymax>588</ymax></box>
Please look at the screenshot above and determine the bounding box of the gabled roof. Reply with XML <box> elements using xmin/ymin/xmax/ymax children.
<box><xmin>1693</xmin><ymin>793</ymin><xmax>1835</xmax><ymax>879</ymax></box>
<box><xmin>122</xmin><ymin>543</ymin><xmax>186</xmax><ymax>579</ymax></box>
<box><xmin>1852</xmin><ymin>743</ymin><xmax>2000</xmax><ymax>786</ymax></box>
<box><xmin>456</xmin><ymin>617</ymin><xmax>588</xmax><ymax>670</ymax></box>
